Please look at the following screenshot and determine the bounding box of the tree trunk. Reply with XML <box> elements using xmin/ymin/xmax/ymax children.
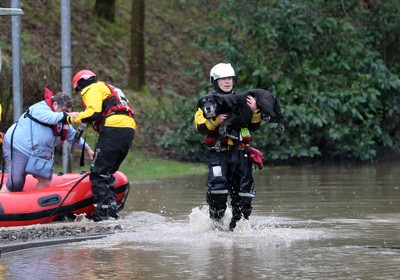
<box><xmin>128</xmin><ymin>0</ymin><xmax>145</xmax><ymax>90</ymax></box>
<box><xmin>93</xmin><ymin>0</ymin><xmax>115</xmax><ymax>22</ymax></box>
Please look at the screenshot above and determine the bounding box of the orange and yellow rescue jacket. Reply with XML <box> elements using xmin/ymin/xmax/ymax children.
<box><xmin>69</xmin><ymin>82</ymin><xmax>136</xmax><ymax>132</ymax></box>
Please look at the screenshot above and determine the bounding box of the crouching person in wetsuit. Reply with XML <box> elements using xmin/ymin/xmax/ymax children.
<box><xmin>194</xmin><ymin>63</ymin><xmax>262</xmax><ymax>230</ymax></box>
<box><xmin>67</xmin><ymin>69</ymin><xmax>136</xmax><ymax>222</ymax></box>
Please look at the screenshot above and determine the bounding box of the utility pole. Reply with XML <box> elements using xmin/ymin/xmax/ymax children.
<box><xmin>11</xmin><ymin>1</ymin><xmax>23</xmax><ymax>122</ymax></box>
<box><xmin>61</xmin><ymin>0</ymin><xmax>72</xmax><ymax>173</ymax></box>
<box><xmin>0</xmin><ymin>5</ymin><xmax>24</xmax><ymax>121</ymax></box>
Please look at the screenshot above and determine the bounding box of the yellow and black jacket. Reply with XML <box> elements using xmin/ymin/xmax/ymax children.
<box><xmin>67</xmin><ymin>82</ymin><xmax>136</xmax><ymax>131</ymax></box>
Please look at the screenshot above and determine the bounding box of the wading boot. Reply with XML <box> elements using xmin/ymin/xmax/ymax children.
<box><xmin>108</xmin><ymin>201</ymin><xmax>120</xmax><ymax>220</ymax></box>
<box><xmin>229</xmin><ymin>207</ymin><xmax>242</xmax><ymax>231</ymax></box>
<box><xmin>92</xmin><ymin>204</ymin><xmax>109</xmax><ymax>222</ymax></box>
<box><xmin>243</xmin><ymin>207</ymin><xmax>252</xmax><ymax>220</ymax></box>
<box><xmin>209</xmin><ymin>207</ymin><xmax>225</xmax><ymax>221</ymax></box>
<box><xmin>210</xmin><ymin>207</ymin><xmax>225</xmax><ymax>231</ymax></box>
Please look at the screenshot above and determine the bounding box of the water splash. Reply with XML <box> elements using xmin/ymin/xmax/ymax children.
<box><xmin>72</xmin><ymin>206</ymin><xmax>328</xmax><ymax>250</ymax></box>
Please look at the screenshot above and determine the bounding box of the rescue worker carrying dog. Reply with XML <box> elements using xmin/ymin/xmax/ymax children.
<box><xmin>194</xmin><ymin>63</ymin><xmax>262</xmax><ymax>230</ymax></box>
<box><xmin>67</xmin><ymin>69</ymin><xmax>136</xmax><ymax>222</ymax></box>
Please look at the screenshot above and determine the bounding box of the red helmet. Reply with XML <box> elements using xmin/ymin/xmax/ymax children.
<box><xmin>72</xmin><ymin>69</ymin><xmax>96</xmax><ymax>91</ymax></box>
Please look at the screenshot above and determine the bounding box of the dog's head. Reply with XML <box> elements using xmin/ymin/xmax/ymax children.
<box><xmin>198</xmin><ymin>94</ymin><xmax>222</xmax><ymax>119</ymax></box>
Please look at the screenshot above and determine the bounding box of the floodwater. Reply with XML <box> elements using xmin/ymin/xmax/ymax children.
<box><xmin>1</xmin><ymin>163</ymin><xmax>400</xmax><ymax>280</ymax></box>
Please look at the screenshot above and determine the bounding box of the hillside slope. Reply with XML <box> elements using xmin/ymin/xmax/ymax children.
<box><xmin>0</xmin><ymin>0</ymin><xmax>213</xmax><ymax>154</ymax></box>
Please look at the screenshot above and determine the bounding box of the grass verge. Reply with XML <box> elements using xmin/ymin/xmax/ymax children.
<box><xmin>119</xmin><ymin>151</ymin><xmax>207</xmax><ymax>182</ymax></box>
<box><xmin>61</xmin><ymin>150</ymin><xmax>207</xmax><ymax>183</ymax></box>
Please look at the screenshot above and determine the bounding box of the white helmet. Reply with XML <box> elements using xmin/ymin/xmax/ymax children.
<box><xmin>210</xmin><ymin>63</ymin><xmax>236</xmax><ymax>82</ymax></box>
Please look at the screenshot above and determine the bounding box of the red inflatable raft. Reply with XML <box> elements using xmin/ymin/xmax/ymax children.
<box><xmin>0</xmin><ymin>171</ymin><xmax>130</xmax><ymax>227</ymax></box>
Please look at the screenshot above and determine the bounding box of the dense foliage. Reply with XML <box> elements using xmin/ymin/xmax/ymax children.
<box><xmin>1</xmin><ymin>1</ymin><xmax>400</xmax><ymax>164</ymax></box>
<box><xmin>158</xmin><ymin>0</ymin><xmax>400</xmax><ymax>163</ymax></box>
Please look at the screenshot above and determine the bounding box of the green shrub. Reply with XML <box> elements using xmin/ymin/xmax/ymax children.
<box><xmin>157</xmin><ymin>0</ymin><xmax>400</xmax><ymax>163</ymax></box>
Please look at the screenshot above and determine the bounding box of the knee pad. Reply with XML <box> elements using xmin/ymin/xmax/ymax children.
<box><xmin>7</xmin><ymin>178</ymin><xmax>24</xmax><ymax>192</ymax></box>
<box><xmin>208</xmin><ymin>161</ymin><xmax>226</xmax><ymax>184</ymax></box>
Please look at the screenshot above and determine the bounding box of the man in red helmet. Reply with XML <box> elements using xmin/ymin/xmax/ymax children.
<box><xmin>67</xmin><ymin>69</ymin><xmax>136</xmax><ymax>222</ymax></box>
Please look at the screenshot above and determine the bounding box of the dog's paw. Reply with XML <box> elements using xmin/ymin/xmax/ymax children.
<box><xmin>215</xmin><ymin>141</ymin><xmax>222</xmax><ymax>152</ymax></box>
<box><xmin>219</xmin><ymin>126</ymin><xmax>227</xmax><ymax>137</ymax></box>
<box><xmin>278</xmin><ymin>123</ymin><xmax>285</xmax><ymax>133</ymax></box>
<box><xmin>263</xmin><ymin>115</ymin><xmax>271</xmax><ymax>122</ymax></box>
<box><xmin>226</xmin><ymin>133</ymin><xmax>239</xmax><ymax>140</ymax></box>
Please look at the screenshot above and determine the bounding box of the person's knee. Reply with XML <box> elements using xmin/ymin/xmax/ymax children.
<box><xmin>7</xmin><ymin>178</ymin><xmax>25</xmax><ymax>192</ymax></box>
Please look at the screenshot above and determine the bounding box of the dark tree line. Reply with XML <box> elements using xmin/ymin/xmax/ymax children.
<box><xmin>155</xmin><ymin>0</ymin><xmax>400</xmax><ymax>163</ymax></box>
<box><xmin>93</xmin><ymin>0</ymin><xmax>145</xmax><ymax>90</ymax></box>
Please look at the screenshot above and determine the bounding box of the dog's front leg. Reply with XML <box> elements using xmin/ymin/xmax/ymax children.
<box><xmin>226</xmin><ymin>131</ymin><xmax>239</xmax><ymax>140</ymax></box>
<box><xmin>219</xmin><ymin>123</ymin><xmax>228</xmax><ymax>137</ymax></box>
<box><xmin>219</xmin><ymin>125</ymin><xmax>239</xmax><ymax>140</ymax></box>
<box><xmin>278</xmin><ymin>122</ymin><xmax>285</xmax><ymax>133</ymax></box>
<box><xmin>262</xmin><ymin>114</ymin><xmax>271</xmax><ymax>122</ymax></box>
<box><xmin>218</xmin><ymin>113</ymin><xmax>236</xmax><ymax>137</ymax></box>
<box><xmin>215</xmin><ymin>140</ymin><xmax>222</xmax><ymax>152</ymax></box>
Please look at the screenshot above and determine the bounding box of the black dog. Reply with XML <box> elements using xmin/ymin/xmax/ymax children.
<box><xmin>198</xmin><ymin>89</ymin><xmax>285</xmax><ymax>139</ymax></box>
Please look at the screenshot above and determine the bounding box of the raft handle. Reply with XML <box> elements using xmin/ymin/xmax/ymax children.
<box><xmin>38</xmin><ymin>194</ymin><xmax>62</xmax><ymax>207</ymax></box>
